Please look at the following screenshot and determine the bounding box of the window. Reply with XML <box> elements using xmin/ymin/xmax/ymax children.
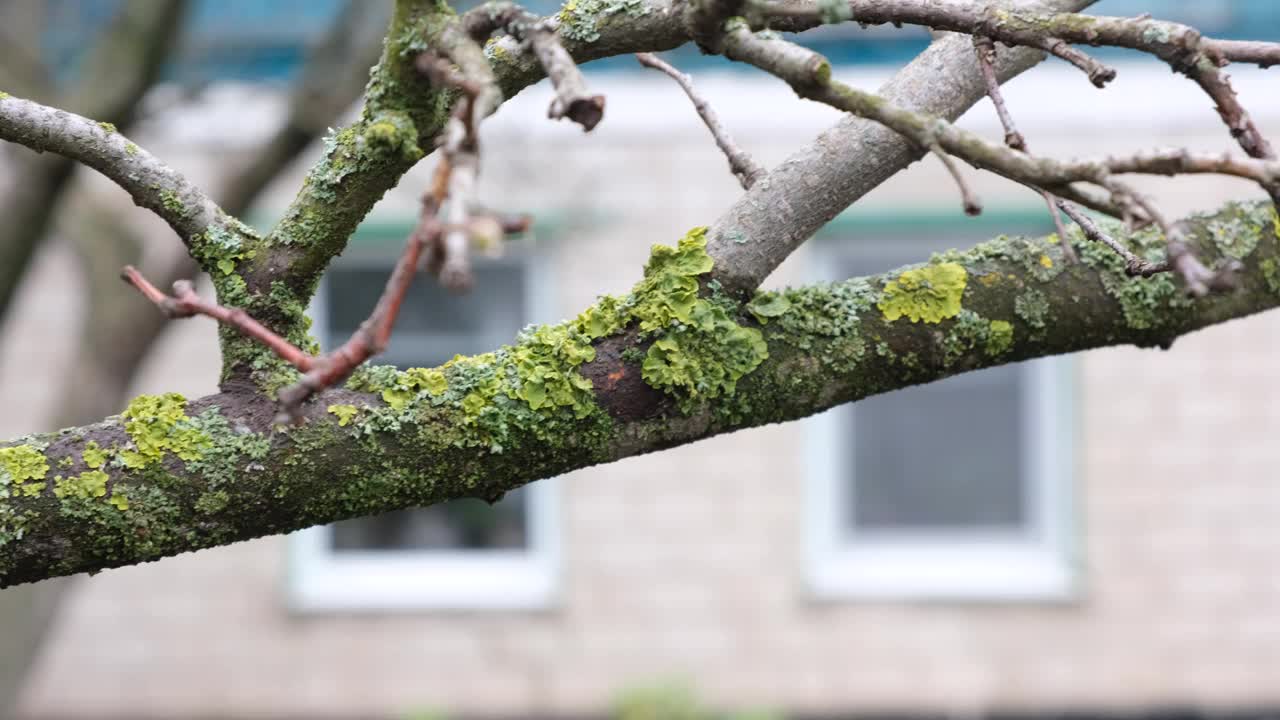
<box><xmin>804</xmin><ymin>211</ymin><xmax>1077</xmax><ymax>601</ymax></box>
<box><xmin>289</xmin><ymin>235</ymin><xmax>560</xmax><ymax>611</ymax></box>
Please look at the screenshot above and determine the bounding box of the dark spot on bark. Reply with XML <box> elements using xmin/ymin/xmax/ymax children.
<box><xmin>580</xmin><ymin>332</ymin><xmax>665</xmax><ymax>422</ymax></box>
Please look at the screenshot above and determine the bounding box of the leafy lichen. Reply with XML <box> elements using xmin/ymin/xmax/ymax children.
<box><xmin>746</xmin><ymin>292</ymin><xmax>792</xmax><ymax>323</ymax></box>
<box><xmin>1261</xmin><ymin>257</ymin><xmax>1280</xmax><ymax>297</ymax></box>
<box><xmin>1074</xmin><ymin>221</ymin><xmax>1190</xmax><ymax>330</ymax></box>
<box><xmin>327</xmin><ymin>404</ymin><xmax>361</xmax><ymax>427</ymax></box>
<box><xmin>1014</xmin><ymin>287</ymin><xmax>1050</xmax><ymax>330</ymax></box>
<box><xmin>878</xmin><ymin>262</ymin><xmax>968</xmax><ymax>323</ymax></box>
<box><xmin>1209</xmin><ymin>207</ymin><xmax>1263</xmax><ymax>260</ymax></box>
<box><xmin>119</xmin><ymin>393</ymin><xmax>212</xmax><ymax>468</ymax></box>
<box><xmin>0</xmin><ymin>444</ymin><xmax>49</xmax><ymax>499</ymax></box>
<box><xmin>986</xmin><ymin>320</ymin><xmax>1014</xmax><ymax>356</ymax></box>
<box><xmin>586</xmin><ymin>227</ymin><xmax>769</xmax><ymax>411</ymax></box>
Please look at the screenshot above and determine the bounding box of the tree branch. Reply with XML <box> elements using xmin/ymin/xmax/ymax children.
<box><xmin>0</xmin><ymin>94</ymin><xmax>251</xmax><ymax>260</ymax></box>
<box><xmin>704</xmin><ymin>0</ymin><xmax>1097</xmax><ymax>294</ymax></box>
<box><xmin>636</xmin><ymin>52</ymin><xmax>764</xmax><ymax>189</ymax></box>
<box><xmin>1</xmin><ymin>199</ymin><xmax>1276</xmax><ymax>587</ymax></box>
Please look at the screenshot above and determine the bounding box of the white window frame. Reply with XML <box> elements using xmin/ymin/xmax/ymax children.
<box><xmin>288</xmin><ymin>240</ymin><xmax>562</xmax><ymax>612</ymax></box>
<box><xmin>803</xmin><ymin>229</ymin><xmax>1078</xmax><ymax>602</ymax></box>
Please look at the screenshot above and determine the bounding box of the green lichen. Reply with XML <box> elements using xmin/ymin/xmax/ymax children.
<box><xmin>641</xmin><ymin>301</ymin><xmax>769</xmax><ymax>412</ymax></box>
<box><xmin>1261</xmin><ymin>258</ymin><xmax>1280</xmax><ymax>296</ymax></box>
<box><xmin>878</xmin><ymin>262</ymin><xmax>968</xmax><ymax>323</ymax></box>
<box><xmin>54</xmin><ymin>469</ymin><xmax>109</xmax><ymax>501</ymax></box>
<box><xmin>377</xmin><ymin>366</ymin><xmax>452</xmax><ymax>411</ymax></box>
<box><xmin>746</xmin><ymin>292</ymin><xmax>792</xmax><ymax>323</ymax></box>
<box><xmin>0</xmin><ymin>444</ymin><xmax>49</xmax><ymax>498</ymax></box>
<box><xmin>1074</xmin><ymin>221</ymin><xmax>1190</xmax><ymax>330</ymax></box>
<box><xmin>193</xmin><ymin>218</ymin><xmax>258</xmax><ymax>276</ymax></box>
<box><xmin>940</xmin><ymin>310</ymin><xmax>996</xmax><ymax>366</ymax></box>
<box><xmin>362</xmin><ymin>111</ymin><xmax>424</xmax><ymax>163</ymax></box>
<box><xmin>125</xmin><ymin>141</ymin><xmax>138</xmax><ymax>156</ymax></box>
<box><xmin>816</xmin><ymin>0</ymin><xmax>852</xmax><ymax>23</ymax></box>
<box><xmin>1015</xmin><ymin>287</ymin><xmax>1050</xmax><ymax>330</ymax></box>
<box><xmin>509</xmin><ymin>325</ymin><xmax>597</xmax><ymax>417</ymax></box>
<box><xmin>0</xmin><ymin>91</ymin><xmax>9</xmax><ymax>100</ymax></box>
<box><xmin>119</xmin><ymin>393</ymin><xmax>212</xmax><ymax>468</ymax></box>
<box><xmin>82</xmin><ymin>441</ymin><xmax>108</xmax><ymax>469</ymax></box>
<box><xmin>160</xmin><ymin>189</ymin><xmax>189</xmax><ymax>218</ymax></box>
<box><xmin>1209</xmin><ymin>207</ymin><xmax>1263</xmax><ymax>260</ymax></box>
<box><xmin>605</xmin><ymin>227</ymin><xmax>768</xmax><ymax>411</ymax></box>
<box><xmin>195</xmin><ymin>490</ymin><xmax>230</xmax><ymax>515</ymax></box>
<box><xmin>987</xmin><ymin>320</ymin><xmax>1014</xmax><ymax>356</ymax></box>
<box><xmin>557</xmin><ymin>0</ymin><xmax>650</xmax><ymax>43</ymax></box>
<box><xmin>97</xmin><ymin>121</ymin><xmax>117</xmax><ymax>133</ymax></box>
<box><xmin>327</xmin><ymin>404</ymin><xmax>361</xmax><ymax>427</ymax></box>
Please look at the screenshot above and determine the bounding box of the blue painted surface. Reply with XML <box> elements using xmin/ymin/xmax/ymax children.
<box><xmin>39</xmin><ymin>0</ymin><xmax>1280</xmax><ymax>82</ymax></box>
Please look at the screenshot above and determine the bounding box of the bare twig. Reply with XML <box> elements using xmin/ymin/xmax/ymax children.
<box><xmin>463</xmin><ymin>2</ymin><xmax>605</xmax><ymax>131</ymax></box>
<box><xmin>1056</xmin><ymin>200</ymin><xmax>1165</xmax><ymax>277</ymax></box>
<box><xmin>751</xmin><ymin>2</ymin><xmax>1280</xmax><ymax>190</ymax></box>
<box><xmin>973</xmin><ymin>36</ymin><xmax>1076</xmax><ymax>262</ymax></box>
<box><xmin>929</xmin><ymin>144</ymin><xmax>982</xmax><ymax>216</ymax></box>
<box><xmin>721</xmin><ymin>25</ymin><xmax>1274</xmax><ymax>291</ymax></box>
<box><xmin>636</xmin><ymin>52</ymin><xmax>764</xmax><ymax>189</ymax></box>
<box><xmin>1037</xmin><ymin>37</ymin><xmax>1116</xmax><ymax>88</ymax></box>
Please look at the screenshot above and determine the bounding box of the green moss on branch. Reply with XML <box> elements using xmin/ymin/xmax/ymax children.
<box><xmin>2</xmin><ymin>200</ymin><xmax>1277</xmax><ymax>587</ymax></box>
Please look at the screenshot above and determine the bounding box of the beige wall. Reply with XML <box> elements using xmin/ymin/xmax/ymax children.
<box><xmin>7</xmin><ymin>64</ymin><xmax>1280</xmax><ymax>717</ymax></box>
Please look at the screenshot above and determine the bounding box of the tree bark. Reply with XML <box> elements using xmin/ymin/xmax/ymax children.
<box><xmin>1</xmin><ymin>200</ymin><xmax>1275</xmax><ymax>587</ymax></box>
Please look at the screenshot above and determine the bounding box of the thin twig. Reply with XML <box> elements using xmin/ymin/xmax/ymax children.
<box><xmin>930</xmin><ymin>144</ymin><xmax>982</xmax><ymax>216</ymax></box>
<box><xmin>636</xmin><ymin>52</ymin><xmax>764</xmax><ymax>189</ymax></box>
<box><xmin>973</xmin><ymin>36</ymin><xmax>1076</xmax><ymax>262</ymax></box>
<box><xmin>1037</xmin><ymin>37</ymin><xmax>1116</xmax><ymax>87</ymax></box>
<box><xmin>121</xmin><ymin>267</ymin><xmax>315</xmax><ymax>372</ymax></box>
<box><xmin>1056</xmin><ymin>200</ymin><xmax>1165</xmax><ymax>277</ymax></box>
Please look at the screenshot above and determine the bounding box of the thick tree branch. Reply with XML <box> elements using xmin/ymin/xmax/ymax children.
<box><xmin>1</xmin><ymin>199</ymin><xmax>1276</xmax><ymax>587</ymax></box>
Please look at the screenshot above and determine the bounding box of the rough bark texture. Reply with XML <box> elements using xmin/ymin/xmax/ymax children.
<box><xmin>2</xmin><ymin>200</ymin><xmax>1276</xmax><ymax>587</ymax></box>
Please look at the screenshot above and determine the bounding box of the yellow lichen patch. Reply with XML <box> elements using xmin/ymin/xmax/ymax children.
<box><xmin>54</xmin><ymin>469</ymin><xmax>109</xmax><ymax>500</ymax></box>
<box><xmin>1039</xmin><ymin>255</ymin><xmax>1053</xmax><ymax>269</ymax></box>
<box><xmin>878</xmin><ymin>263</ymin><xmax>968</xmax><ymax>323</ymax></box>
<box><xmin>82</xmin><ymin>441</ymin><xmax>108</xmax><ymax>469</ymax></box>
<box><xmin>327</xmin><ymin>404</ymin><xmax>361</xmax><ymax>427</ymax></box>
<box><xmin>119</xmin><ymin>393</ymin><xmax>212</xmax><ymax>467</ymax></box>
<box><xmin>986</xmin><ymin>320</ymin><xmax>1014</xmax><ymax>356</ymax></box>
<box><xmin>0</xmin><ymin>444</ymin><xmax>49</xmax><ymax>498</ymax></box>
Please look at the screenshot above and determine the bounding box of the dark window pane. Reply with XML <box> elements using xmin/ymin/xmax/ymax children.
<box><xmin>330</xmin><ymin>488</ymin><xmax>529</xmax><ymax>552</ymax></box>
<box><xmin>323</xmin><ymin>259</ymin><xmax>531</xmax><ymax>552</ymax></box>
<box><xmin>327</xmin><ymin>263</ymin><xmax>525</xmax><ymax>367</ymax></box>
<box><xmin>850</xmin><ymin>366</ymin><xmax>1024</xmax><ymax>531</ymax></box>
<box><xmin>828</xmin><ymin>223</ymin><xmax>1052</xmax><ymax>535</ymax></box>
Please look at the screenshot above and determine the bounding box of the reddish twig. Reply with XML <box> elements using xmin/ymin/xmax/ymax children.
<box><xmin>121</xmin><ymin>266</ymin><xmax>315</xmax><ymax>372</ymax></box>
